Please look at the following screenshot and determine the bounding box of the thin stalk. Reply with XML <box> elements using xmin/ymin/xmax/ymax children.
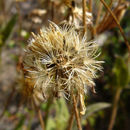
<box><xmin>100</xmin><ymin>0</ymin><xmax>130</xmax><ymax>53</ymax></box>
<box><xmin>51</xmin><ymin>1</ymin><xmax>54</xmax><ymax>21</ymax></box>
<box><xmin>101</xmin><ymin>0</ymin><xmax>114</xmax><ymax>23</ymax></box>
<box><xmin>72</xmin><ymin>94</ymin><xmax>82</xmax><ymax>130</ymax></box>
<box><xmin>88</xmin><ymin>0</ymin><xmax>92</xmax><ymax>12</ymax></box>
<box><xmin>95</xmin><ymin>2</ymin><xmax>103</xmax><ymax>27</ymax></box>
<box><xmin>44</xmin><ymin>98</ymin><xmax>53</xmax><ymax>126</ymax></box>
<box><xmin>0</xmin><ymin>0</ymin><xmax>5</xmax><ymax>15</ymax></box>
<box><xmin>38</xmin><ymin>109</ymin><xmax>45</xmax><ymax>130</ymax></box>
<box><xmin>94</xmin><ymin>2</ymin><xmax>103</xmax><ymax>36</ymax></box>
<box><xmin>82</xmin><ymin>0</ymin><xmax>86</xmax><ymax>35</ymax></box>
<box><xmin>118</xmin><ymin>0</ymin><xmax>122</xmax><ymax>6</ymax></box>
<box><xmin>97</xmin><ymin>0</ymin><xmax>114</xmax><ymax>33</ymax></box>
<box><xmin>108</xmin><ymin>87</ymin><xmax>122</xmax><ymax>130</ymax></box>
<box><xmin>33</xmin><ymin>100</ymin><xmax>45</xmax><ymax>130</ymax></box>
<box><xmin>66</xmin><ymin>108</ymin><xmax>74</xmax><ymax>130</ymax></box>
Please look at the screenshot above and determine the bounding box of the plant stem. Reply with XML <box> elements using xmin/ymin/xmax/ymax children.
<box><xmin>95</xmin><ymin>2</ymin><xmax>103</xmax><ymax>27</ymax></box>
<box><xmin>100</xmin><ymin>0</ymin><xmax>113</xmax><ymax>24</ymax></box>
<box><xmin>44</xmin><ymin>98</ymin><xmax>53</xmax><ymax>126</ymax></box>
<box><xmin>33</xmin><ymin>100</ymin><xmax>45</xmax><ymax>130</ymax></box>
<box><xmin>66</xmin><ymin>108</ymin><xmax>74</xmax><ymax>130</ymax></box>
<box><xmin>96</xmin><ymin>0</ymin><xmax>113</xmax><ymax>34</ymax></box>
<box><xmin>100</xmin><ymin>0</ymin><xmax>130</xmax><ymax>53</ymax></box>
<box><xmin>118</xmin><ymin>0</ymin><xmax>122</xmax><ymax>6</ymax></box>
<box><xmin>72</xmin><ymin>94</ymin><xmax>82</xmax><ymax>130</ymax></box>
<box><xmin>38</xmin><ymin>109</ymin><xmax>45</xmax><ymax>130</ymax></box>
<box><xmin>88</xmin><ymin>0</ymin><xmax>92</xmax><ymax>12</ymax></box>
<box><xmin>108</xmin><ymin>87</ymin><xmax>122</xmax><ymax>130</ymax></box>
<box><xmin>94</xmin><ymin>2</ymin><xmax>103</xmax><ymax>36</ymax></box>
<box><xmin>51</xmin><ymin>1</ymin><xmax>54</xmax><ymax>21</ymax></box>
<box><xmin>82</xmin><ymin>0</ymin><xmax>86</xmax><ymax>35</ymax></box>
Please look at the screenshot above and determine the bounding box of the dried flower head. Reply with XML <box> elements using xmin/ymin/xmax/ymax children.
<box><xmin>73</xmin><ymin>7</ymin><xmax>93</xmax><ymax>25</ymax></box>
<box><xmin>68</xmin><ymin>7</ymin><xmax>93</xmax><ymax>29</ymax></box>
<box><xmin>23</xmin><ymin>22</ymin><xmax>103</xmax><ymax>111</ymax></box>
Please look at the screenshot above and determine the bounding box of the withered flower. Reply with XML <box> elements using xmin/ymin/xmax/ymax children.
<box><xmin>23</xmin><ymin>22</ymin><xmax>103</xmax><ymax>112</ymax></box>
<box><xmin>69</xmin><ymin>7</ymin><xmax>93</xmax><ymax>29</ymax></box>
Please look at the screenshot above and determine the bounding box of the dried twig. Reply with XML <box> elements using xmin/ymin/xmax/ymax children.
<box><xmin>100</xmin><ymin>0</ymin><xmax>130</xmax><ymax>52</ymax></box>
<box><xmin>72</xmin><ymin>94</ymin><xmax>82</xmax><ymax>130</ymax></box>
<box><xmin>108</xmin><ymin>88</ymin><xmax>122</xmax><ymax>130</ymax></box>
<box><xmin>82</xmin><ymin>0</ymin><xmax>86</xmax><ymax>34</ymax></box>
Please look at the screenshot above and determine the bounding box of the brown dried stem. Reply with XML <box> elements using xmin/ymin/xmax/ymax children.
<box><xmin>51</xmin><ymin>1</ymin><xmax>54</xmax><ymax>21</ymax></box>
<box><xmin>94</xmin><ymin>2</ymin><xmax>103</xmax><ymax>36</ymax></box>
<box><xmin>118</xmin><ymin>0</ymin><xmax>122</xmax><ymax>6</ymax></box>
<box><xmin>108</xmin><ymin>87</ymin><xmax>122</xmax><ymax>130</ymax></box>
<box><xmin>97</xmin><ymin>0</ymin><xmax>113</xmax><ymax>32</ymax></box>
<box><xmin>95</xmin><ymin>2</ymin><xmax>103</xmax><ymax>27</ymax></box>
<box><xmin>102</xmin><ymin>0</ymin><xmax>114</xmax><ymax>22</ymax></box>
<box><xmin>38</xmin><ymin>109</ymin><xmax>45</xmax><ymax>130</ymax></box>
<box><xmin>72</xmin><ymin>94</ymin><xmax>82</xmax><ymax>130</ymax></box>
<box><xmin>88</xmin><ymin>0</ymin><xmax>92</xmax><ymax>12</ymax></box>
<box><xmin>0</xmin><ymin>0</ymin><xmax>5</xmax><ymax>14</ymax></box>
<box><xmin>100</xmin><ymin>0</ymin><xmax>130</xmax><ymax>53</ymax></box>
<box><xmin>33</xmin><ymin>101</ymin><xmax>45</xmax><ymax>130</ymax></box>
<box><xmin>82</xmin><ymin>0</ymin><xmax>86</xmax><ymax>35</ymax></box>
<box><xmin>66</xmin><ymin>107</ymin><xmax>74</xmax><ymax>130</ymax></box>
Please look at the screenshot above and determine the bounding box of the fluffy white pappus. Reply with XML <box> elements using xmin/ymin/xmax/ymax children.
<box><xmin>23</xmin><ymin>21</ymin><xmax>103</xmax><ymax>106</ymax></box>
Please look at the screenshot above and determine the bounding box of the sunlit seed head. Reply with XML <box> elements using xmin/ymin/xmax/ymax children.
<box><xmin>23</xmin><ymin>21</ymin><xmax>103</xmax><ymax>107</ymax></box>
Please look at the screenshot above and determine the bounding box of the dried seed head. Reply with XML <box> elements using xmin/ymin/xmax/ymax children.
<box><xmin>68</xmin><ymin>7</ymin><xmax>93</xmax><ymax>29</ymax></box>
<box><xmin>23</xmin><ymin>22</ymin><xmax>103</xmax><ymax>108</ymax></box>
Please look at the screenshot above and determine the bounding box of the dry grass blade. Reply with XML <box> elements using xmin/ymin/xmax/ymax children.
<box><xmin>100</xmin><ymin>0</ymin><xmax>130</xmax><ymax>53</ymax></box>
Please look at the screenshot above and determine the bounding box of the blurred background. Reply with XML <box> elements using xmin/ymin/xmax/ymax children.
<box><xmin>0</xmin><ymin>0</ymin><xmax>130</xmax><ymax>130</ymax></box>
